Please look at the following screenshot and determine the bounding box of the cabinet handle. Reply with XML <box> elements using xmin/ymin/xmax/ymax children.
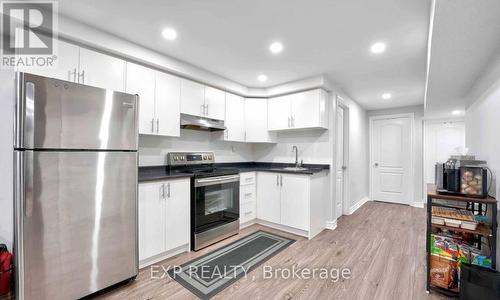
<box><xmin>160</xmin><ymin>184</ymin><xmax>165</xmax><ymax>199</ymax></box>
<box><xmin>280</xmin><ymin>175</ymin><xmax>283</xmax><ymax>186</ymax></box>
<box><xmin>68</xmin><ymin>68</ymin><xmax>77</xmax><ymax>82</ymax></box>
<box><xmin>156</xmin><ymin>118</ymin><xmax>160</xmax><ymax>134</ymax></box>
<box><xmin>201</xmin><ymin>104</ymin><xmax>204</xmax><ymax>116</ymax></box>
<box><xmin>292</xmin><ymin>117</ymin><xmax>295</xmax><ymax>127</ymax></box>
<box><xmin>288</xmin><ymin>117</ymin><xmax>290</xmax><ymax>128</ymax></box>
<box><xmin>226</xmin><ymin>129</ymin><xmax>229</xmax><ymax>139</ymax></box>
<box><xmin>276</xmin><ymin>175</ymin><xmax>279</xmax><ymax>186</ymax></box>
<box><xmin>167</xmin><ymin>182</ymin><xmax>171</xmax><ymax>198</ymax></box>
<box><xmin>151</xmin><ymin>118</ymin><xmax>155</xmax><ymax>133</ymax></box>
<box><xmin>245</xmin><ymin>192</ymin><xmax>253</xmax><ymax>197</ymax></box>
<box><xmin>205</xmin><ymin>104</ymin><xmax>208</xmax><ymax>116</ymax></box>
<box><xmin>245</xmin><ymin>211</ymin><xmax>253</xmax><ymax>215</ymax></box>
<box><xmin>78</xmin><ymin>70</ymin><xmax>85</xmax><ymax>84</ymax></box>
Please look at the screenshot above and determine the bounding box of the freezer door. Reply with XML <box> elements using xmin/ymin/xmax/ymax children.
<box><xmin>18</xmin><ymin>150</ymin><xmax>138</xmax><ymax>300</ymax></box>
<box><xmin>15</xmin><ymin>72</ymin><xmax>138</xmax><ymax>150</ymax></box>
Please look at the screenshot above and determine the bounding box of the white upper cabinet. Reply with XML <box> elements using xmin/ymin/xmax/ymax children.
<box><xmin>17</xmin><ymin>39</ymin><xmax>80</xmax><ymax>82</ymax></box>
<box><xmin>126</xmin><ymin>62</ymin><xmax>181</xmax><ymax>137</ymax></box>
<box><xmin>268</xmin><ymin>89</ymin><xmax>328</xmax><ymax>131</ymax></box>
<box><xmin>291</xmin><ymin>89</ymin><xmax>328</xmax><ymax>129</ymax></box>
<box><xmin>223</xmin><ymin>93</ymin><xmax>246</xmax><ymax>142</ymax></box>
<box><xmin>245</xmin><ymin>98</ymin><xmax>276</xmax><ymax>143</ymax></box>
<box><xmin>268</xmin><ymin>95</ymin><xmax>292</xmax><ymax>130</ymax></box>
<box><xmin>180</xmin><ymin>79</ymin><xmax>205</xmax><ymax>117</ymax></box>
<box><xmin>204</xmin><ymin>86</ymin><xmax>226</xmax><ymax>120</ymax></box>
<box><xmin>155</xmin><ymin>72</ymin><xmax>181</xmax><ymax>137</ymax></box>
<box><xmin>126</xmin><ymin>62</ymin><xmax>156</xmax><ymax>135</ymax></box>
<box><xmin>78</xmin><ymin>48</ymin><xmax>126</xmax><ymax>92</ymax></box>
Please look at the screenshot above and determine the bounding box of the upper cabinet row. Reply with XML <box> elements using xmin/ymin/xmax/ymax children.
<box><xmin>19</xmin><ymin>39</ymin><xmax>328</xmax><ymax>141</ymax></box>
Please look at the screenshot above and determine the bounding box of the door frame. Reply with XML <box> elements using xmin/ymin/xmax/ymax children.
<box><xmin>422</xmin><ymin>118</ymin><xmax>465</xmax><ymax>202</ymax></box>
<box><xmin>369</xmin><ymin>113</ymin><xmax>415</xmax><ymax>205</ymax></box>
<box><xmin>336</xmin><ymin>96</ymin><xmax>350</xmax><ymax>216</ymax></box>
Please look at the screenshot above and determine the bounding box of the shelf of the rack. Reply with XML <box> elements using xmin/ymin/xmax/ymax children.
<box><xmin>431</xmin><ymin>223</ymin><xmax>492</xmax><ymax>237</ymax></box>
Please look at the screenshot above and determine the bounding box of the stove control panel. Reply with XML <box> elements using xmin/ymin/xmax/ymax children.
<box><xmin>167</xmin><ymin>152</ymin><xmax>215</xmax><ymax>165</ymax></box>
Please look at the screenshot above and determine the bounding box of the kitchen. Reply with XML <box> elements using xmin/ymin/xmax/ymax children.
<box><xmin>1</xmin><ymin>1</ymin><xmax>500</xmax><ymax>300</ymax></box>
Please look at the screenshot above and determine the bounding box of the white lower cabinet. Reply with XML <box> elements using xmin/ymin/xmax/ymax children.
<box><xmin>138</xmin><ymin>178</ymin><xmax>190</xmax><ymax>267</ymax></box>
<box><xmin>256</xmin><ymin>171</ymin><xmax>328</xmax><ymax>239</ymax></box>
<box><xmin>239</xmin><ymin>172</ymin><xmax>257</xmax><ymax>226</ymax></box>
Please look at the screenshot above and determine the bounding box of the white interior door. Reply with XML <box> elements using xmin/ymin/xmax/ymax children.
<box><xmin>335</xmin><ymin>106</ymin><xmax>345</xmax><ymax>218</ymax></box>
<box><xmin>423</xmin><ymin>120</ymin><xmax>465</xmax><ymax>189</ymax></box>
<box><xmin>371</xmin><ymin>116</ymin><xmax>412</xmax><ymax>204</ymax></box>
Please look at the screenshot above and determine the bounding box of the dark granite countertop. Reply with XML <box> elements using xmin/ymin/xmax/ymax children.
<box><xmin>139</xmin><ymin>162</ymin><xmax>329</xmax><ymax>182</ymax></box>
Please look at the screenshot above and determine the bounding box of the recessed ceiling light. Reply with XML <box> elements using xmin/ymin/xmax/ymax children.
<box><xmin>269</xmin><ymin>42</ymin><xmax>283</xmax><ymax>54</ymax></box>
<box><xmin>452</xmin><ymin>110</ymin><xmax>463</xmax><ymax>116</ymax></box>
<box><xmin>258</xmin><ymin>74</ymin><xmax>268</xmax><ymax>82</ymax></box>
<box><xmin>370</xmin><ymin>42</ymin><xmax>386</xmax><ymax>54</ymax></box>
<box><xmin>162</xmin><ymin>27</ymin><xmax>177</xmax><ymax>40</ymax></box>
<box><xmin>382</xmin><ymin>93</ymin><xmax>392</xmax><ymax>100</ymax></box>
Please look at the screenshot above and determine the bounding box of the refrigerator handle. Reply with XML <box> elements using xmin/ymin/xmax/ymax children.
<box><xmin>15</xmin><ymin>73</ymin><xmax>35</xmax><ymax>149</ymax></box>
<box><xmin>24</xmin><ymin>151</ymin><xmax>34</xmax><ymax>217</ymax></box>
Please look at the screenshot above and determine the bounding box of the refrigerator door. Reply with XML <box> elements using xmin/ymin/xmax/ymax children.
<box><xmin>17</xmin><ymin>150</ymin><xmax>138</xmax><ymax>300</ymax></box>
<box><xmin>15</xmin><ymin>72</ymin><xmax>138</xmax><ymax>150</ymax></box>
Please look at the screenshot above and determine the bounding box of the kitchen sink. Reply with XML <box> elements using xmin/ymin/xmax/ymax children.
<box><xmin>281</xmin><ymin>166</ymin><xmax>310</xmax><ymax>171</ymax></box>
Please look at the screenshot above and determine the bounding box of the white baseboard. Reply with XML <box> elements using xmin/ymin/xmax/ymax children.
<box><xmin>239</xmin><ymin>219</ymin><xmax>257</xmax><ymax>229</ymax></box>
<box><xmin>411</xmin><ymin>202</ymin><xmax>425</xmax><ymax>208</ymax></box>
<box><xmin>139</xmin><ymin>244</ymin><xmax>190</xmax><ymax>269</ymax></box>
<box><xmin>347</xmin><ymin>196</ymin><xmax>370</xmax><ymax>215</ymax></box>
<box><xmin>325</xmin><ymin>220</ymin><xmax>337</xmax><ymax>230</ymax></box>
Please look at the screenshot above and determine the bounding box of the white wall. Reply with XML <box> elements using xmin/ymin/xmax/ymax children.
<box><xmin>464</xmin><ymin>55</ymin><xmax>500</xmax><ymax>266</ymax></box>
<box><xmin>368</xmin><ymin>105</ymin><xmax>424</xmax><ymax>206</ymax></box>
<box><xmin>0</xmin><ymin>71</ymin><xmax>15</xmax><ymax>250</ymax></box>
<box><xmin>139</xmin><ymin>130</ymin><xmax>255</xmax><ymax>166</ymax></box>
<box><xmin>343</xmin><ymin>97</ymin><xmax>370</xmax><ymax>210</ymax></box>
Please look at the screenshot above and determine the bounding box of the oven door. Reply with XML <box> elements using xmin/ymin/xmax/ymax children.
<box><xmin>194</xmin><ymin>174</ymin><xmax>240</xmax><ymax>233</ymax></box>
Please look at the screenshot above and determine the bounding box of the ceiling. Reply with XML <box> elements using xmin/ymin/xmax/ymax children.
<box><xmin>425</xmin><ymin>0</ymin><xmax>500</xmax><ymax>117</ymax></box>
<box><xmin>57</xmin><ymin>0</ymin><xmax>431</xmax><ymax>110</ymax></box>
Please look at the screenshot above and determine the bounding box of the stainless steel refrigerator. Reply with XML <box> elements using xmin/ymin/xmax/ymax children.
<box><xmin>13</xmin><ymin>73</ymin><xmax>139</xmax><ymax>300</ymax></box>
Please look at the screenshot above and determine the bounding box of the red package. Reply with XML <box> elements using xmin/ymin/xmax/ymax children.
<box><xmin>0</xmin><ymin>244</ymin><xmax>13</xmax><ymax>296</ymax></box>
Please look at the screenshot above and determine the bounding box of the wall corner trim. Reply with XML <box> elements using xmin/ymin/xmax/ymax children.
<box><xmin>326</xmin><ymin>220</ymin><xmax>337</xmax><ymax>230</ymax></box>
<box><xmin>411</xmin><ymin>202</ymin><xmax>425</xmax><ymax>208</ymax></box>
<box><xmin>348</xmin><ymin>196</ymin><xmax>370</xmax><ymax>215</ymax></box>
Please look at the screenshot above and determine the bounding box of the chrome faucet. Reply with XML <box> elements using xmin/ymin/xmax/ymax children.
<box><xmin>292</xmin><ymin>145</ymin><xmax>301</xmax><ymax>167</ymax></box>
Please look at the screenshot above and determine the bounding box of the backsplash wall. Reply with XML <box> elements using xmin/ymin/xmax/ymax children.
<box><xmin>139</xmin><ymin>129</ymin><xmax>255</xmax><ymax>166</ymax></box>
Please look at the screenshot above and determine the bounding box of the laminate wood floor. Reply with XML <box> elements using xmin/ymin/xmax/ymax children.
<box><xmin>96</xmin><ymin>201</ymin><xmax>452</xmax><ymax>300</ymax></box>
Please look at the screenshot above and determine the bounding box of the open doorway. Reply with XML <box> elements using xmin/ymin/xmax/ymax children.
<box><xmin>335</xmin><ymin>97</ymin><xmax>349</xmax><ymax>218</ymax></box>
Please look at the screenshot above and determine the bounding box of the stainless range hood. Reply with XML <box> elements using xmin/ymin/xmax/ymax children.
<box><xmin>180</xmin><ymin>113</ymin><xmax>226</xmax><ymax>131</ymax></box>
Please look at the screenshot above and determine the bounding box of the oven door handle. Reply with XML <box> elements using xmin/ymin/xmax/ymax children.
<box><xmin>195</xmin><ymin>175</ymin><xmax>240</xmax><ymax>187</ymax></box>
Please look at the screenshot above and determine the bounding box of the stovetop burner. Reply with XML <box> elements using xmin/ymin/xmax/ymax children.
<box><xmin>166</xmin><ymin>152</ymin><xmax>239</xmax><ymax>178</ymax></box>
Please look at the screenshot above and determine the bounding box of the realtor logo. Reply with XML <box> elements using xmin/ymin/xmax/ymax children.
<box><xmin>1</xmin><ymin>0</ymin><xmax>58</xmax><ymax>68</ymax></box>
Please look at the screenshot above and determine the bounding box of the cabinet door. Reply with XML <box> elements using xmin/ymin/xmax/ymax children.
<box><xmin>280</xmin><ymin>174</ymin><xmax>309</xmax><ymax>231</ymax></box>
<box><xmin>204</xmin><ymin>86</ymin><xmax>226</xmax><ymax>120</ymax></box>
<box><xmin>79</xmin><ymin>48</ymin><xmax>126</xmax><ymax>92</ymax></box>
<box><xmin>256</xmin><ymin>172</ymin><xmax>281</xmax><ymax>224</ymax></box>
<box><xmin>224</xmin><ymin>93</ymin><xmax>245</xmax><ymax>141</ymax></box>
<box><xmin>126</xmin><ymin>62</ymin><xmax>156</xmax><ymax>135</ymax></box>
<box><xmin>165</xmin><ymin>179</ymin><xmax>190</xmax><ymax>250</ymax></box>
<box><xmin>180</xmin><ymin>79</ymin><xmax>205</xmax><ymax>117</ymax></box>
<box><xmin>17</xmin><ymin>39</ymin><xmax>80</xmax><ymax>82</ymax></box>
<box><xmin>138</xmin><ymin>182</ymin><xmax>166</xmax><ymax>261</ymax></box>
<box><xmin>245</xmin><ymin>98</ymin><xmax>276</xmax><ymax>143</ymax></box>
<box><xmin>156</xmin><ymin>72</ymin><xmax>181</xmax><ymax>136</ymax></box>
<box><xmin>291</xmin><ymin>89</ymin><xmax>328</xmax><ymax>129</ymax></box>
<box><xmin>268</xmin><ymin>95</ymin><xmax>291</xmax><ymax>130</ymax></box>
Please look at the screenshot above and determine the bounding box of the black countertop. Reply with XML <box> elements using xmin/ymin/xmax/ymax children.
<box><xmin>139</xmin><ymin>162</ymin><xmax>330</xmax><ymax>182</ymax></box>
